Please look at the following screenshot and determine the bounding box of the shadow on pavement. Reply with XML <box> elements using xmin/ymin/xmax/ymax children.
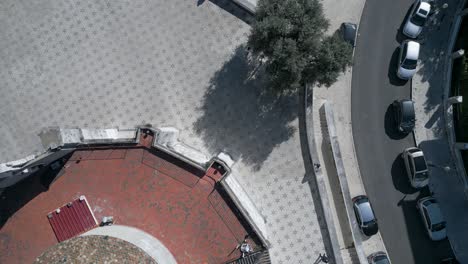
<box><xmin>317</xmin><ymin>104</ymin><xmax>354</xmax><ymax>247</ymax></box>
<box><xmin>297</xmin><ymin>89</ymin><xmax>336</xmax><ymax>261</ymax></box>
<box><xmin>0</xmin><ymin>160</ymin><xmax>69</xmax><ymax>228</ymax></box>
<box><xmin>384</xmin><ymin>103</ymin><xmax>410</xmax><ymax>140</ymax></box>
<box><xmin>194</xmin><ymin>46</ymin><xmax>297</xmax><ymax>170</ymax></box>
<box><xmin>388</xmin><ymin>47</ymin><xmax>409</xmax><ymax>86</ymax></box>
<box><xmin>391</xmin><ymin>153</ymin><xmax>418</xmax><ymax>195</ymax></box>
<box><xmin>395</xmin><ymin>1</ymin><xmax>415</xmax><ymax>44</ymax></box>
<box><xmin>399</xmin><ymin>193</ymin><xmax>454</xmax><ymax>264</ymax></box>
<box><xmin>415</xmin><ymin>2</ymin><xmax>460</xmax><ymax>113</ymax></box>
<box><xmin>208</xmin><ymin>0</ymin><xmax>254</xmax><ymax>25</ymax></box>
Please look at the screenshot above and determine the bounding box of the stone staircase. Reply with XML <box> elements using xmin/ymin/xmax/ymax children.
<box><xmin>341</xmin><ymin>247</ymin><xmax>360</xmax><ymax>264</ymax></box>
<box><xmin>225</xmin><ymin>250</ymin><xmax>271</xmax><ymax>264</ymax></box>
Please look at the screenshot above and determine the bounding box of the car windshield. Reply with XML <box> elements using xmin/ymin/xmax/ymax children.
<box><xmin>402</xmin><ymin>58</ymin><xmax>418</xmax><ymax>69</ymax></box>
<box><xmin>411</xmin><ymin>13</ymin><xmax>426</xmax><ymax>26</ymax></box>
<box><xmin>357</xmin><ymin>200</ymin><xmax>375</xmax><ymax>223</ymax></box>
<box><xmin>375</xmin><ymin>255</ymin><xmax>390</xmax><ymax>264</ymax></box>
<box><xmin>401</xmin><ymin>101</ymin><xmax>415</xmax><ymax>122</ymax></box>
<box><xmin>432</xmin><ymin>221</ymin><xmax>446</xmax><ymax>232</ymax></box>
<box><xmin>414</xmin><ymin>156</ymin><xmax>427</xmax><ymax>172</ymax></box>
<box><xmin>423</xmin><ymin>199</ymin><xmax>436</xmax><ymax>207</ymax></box>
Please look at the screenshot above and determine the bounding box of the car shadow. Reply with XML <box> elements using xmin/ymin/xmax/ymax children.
<box><xmin>399</xmin><ymin>192</ymin><xmax>454</xmax><ymax>263</ymax></box>
<box><xmin>391</xmin><ymin>153</ymin><xmax>418</xmax><ymax>195</ymax></box>
<box><xmin>388</xmin><ymin>47</ymin><xmax>408</xmax><ymax>86</ymax></box>
<box><xmin>395</xmin><ymin>1</ymin><xmax>416</xmax><ymax>43</ymax></box>
<box><xmin>384</xmin><ymin>103</ymin><xmax>409</xmax><ymax>140</ymax></box>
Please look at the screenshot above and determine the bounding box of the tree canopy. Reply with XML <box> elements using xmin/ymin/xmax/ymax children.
<box><xmin>248</xmin><ymin>0</ymin><xmax>352</xmax><ymax>93</ymax></box>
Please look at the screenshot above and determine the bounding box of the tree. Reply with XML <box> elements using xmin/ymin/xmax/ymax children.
<box><xmin>248</xmin><ymin>0</ymin><xmax>352</xmax><ymax>94</ymax></box>
<box><xmin>304</xmin><ymin>34</ymin><xmax>353</xmax><ymax>87</ymax></box>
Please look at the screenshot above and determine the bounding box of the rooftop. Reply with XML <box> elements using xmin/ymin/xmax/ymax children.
<box><xmin>0</xmin><ymin>144</ymin><xmax>260</xmax><ymax>263</ymax></box>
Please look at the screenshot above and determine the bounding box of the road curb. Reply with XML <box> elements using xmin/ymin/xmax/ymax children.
<box><xmin>348</xmin><ymin>0</ymin><xmax>393</xmax><ymax>261</ymax></box>
<box><xmin>323</xmin><ymin>101</ymin><xmax>368</xmax><ymax>264</ymax></box>
<box><xmin>303</xmin><ymin>84</ymin><xmax>343</xmax><ymax>264</ymax></box>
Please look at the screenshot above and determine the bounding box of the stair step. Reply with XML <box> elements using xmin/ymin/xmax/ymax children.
<box><xmin>224</xmin><ymin>250</ymin><xmax>271</xmax><ymax>264</ymax></box>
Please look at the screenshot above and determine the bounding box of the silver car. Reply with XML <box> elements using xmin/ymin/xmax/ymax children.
<box><xmin>397</xmin><ymin>40</ymin><xmax>420</xmax><ymax>79</ymax></box>
<box><xmin>402</xmin><ymin>147</ymin><xmax>429</xmax><ymax>188</ymax></box>
<box><xmin>403</xmin><ymin>0</ymin><xmax>431</xmax><ymax>38</ymax></box>
<box><xmin>417</xmin><ymin>197</ymin><xmax>447</xmax><ymax>241</ymax></box>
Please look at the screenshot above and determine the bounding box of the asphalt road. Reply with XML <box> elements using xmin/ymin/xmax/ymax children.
<box><xmin>351</xmin><ymin>0</ymin><xmax>453</xmax><ymax>263</ymax></box>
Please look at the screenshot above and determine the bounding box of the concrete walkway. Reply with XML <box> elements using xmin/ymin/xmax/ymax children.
<box><xmin>82</xmin><ymin>225</ymin><xmax>177</xmax><ymax>264</ymax></box>
<box><xmin>412</xmin><ymin>0</ymin><xmax>468</xmax><ymax>262</ymax></box>
<box><xmin>310</xmin><ymin>0</ymin><xmax>391</xmax><ymax>262</ymax></box>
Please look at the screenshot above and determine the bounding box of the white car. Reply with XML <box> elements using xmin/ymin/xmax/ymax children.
<box><xmin>397</xmin><ymin>40</ymin><xmax>420</xmax><ymax>80</ymax></box>
<box><xmin>417</xmin><ymin>197</ymin><xmax>447</xmax><ymax>241</ymax></box>
<box><xmin>402</xmin><ymin>147</ymin><xmax>429</xmax><ymax>188</ymax></box>
<box><xmin>403</xmin><ymin>0</ymin><xmax>431</xmax><ymax>38</ymax></box>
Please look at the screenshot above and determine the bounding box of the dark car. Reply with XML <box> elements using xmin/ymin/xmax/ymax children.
<box><xmin>393</xmin><ymin>99</ymin><xmax>415</xmax><ymax>133</ymax></box>
<box><xmin>340</xmin><ymin>22</ymin><xmax>357</xmax><ymax>47</ymax></box>
<box><xmin>368</xmin><ymin>251</ymin><xmax>390</xmax><ymax>264</ymax></box>
<box><xmin>352</xmin><ymin>195</ymin><xmax>378</xmax><ymax>236</ymax></box>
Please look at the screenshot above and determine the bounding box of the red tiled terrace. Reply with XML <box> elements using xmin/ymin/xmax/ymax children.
<box><xmin>0</xmin><ymin>136</ymin><xmax>260</xmax><ymax>264</ymax></box>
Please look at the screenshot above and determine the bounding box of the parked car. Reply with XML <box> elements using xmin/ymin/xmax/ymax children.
<box><xmin>402</xmin><ymin>147</ymin><xmax>429</xmax><ymax>188</ymax></box>
<box><xmin>417</xmin><ymin>197</ymin><xmax>447</xmax><ymax>241</ymax></box>
<box><xmin>397</xmin><ymin>40</ymin><xmax>420</xmax><ymax>79</ymax></box>
<box><xmin>392</xmin><ymin>99</ymin><xmax>415</xmax><ymax>133</ymax></box>
<box><xmin>368</xmin><ymin>251</ymin><xmax>390</xmax><ymax>264</ymax></box>
<box><xmin>403</xmin><ymin>0</ymin><xmax>431</xmax><ymax>38</ymax></box>
<box><xmin>340</xmin><ymin>22</ymin><xmax>357</xmax><ymax>47</ymax></box>
<box><xmin>352</xmin><ymin>195</ymin><xmax>378</xmax><ymax>236</ymax></box>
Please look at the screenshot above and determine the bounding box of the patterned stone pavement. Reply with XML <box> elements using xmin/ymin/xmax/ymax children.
<box><xmin>0</xmin><ymin>1</ymin><xmax>326</xmax><ymax>263</ymax></box>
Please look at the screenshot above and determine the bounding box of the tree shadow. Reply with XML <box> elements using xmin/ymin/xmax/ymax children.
<box><xmin>194</xmin><ymin>46</ymin><xmax>297</xmax><ymax>170</ymax></box>
<box><xmin>391</xmin><ymin>153</ymin><xmax>418</xmax><ymax>195</ymax></box>
<box><xmin>384</xmin><ymin>103</ymin><xmax>410</xmax><ymax>140</ymax></box>
<box><xmin>423</xmin><ymin>103</ymin><xmax>445</xmax><ymax>138</ymax></box>
<box><xmin>399</xmin><ymin>193</ymin><xmax>454</xmax><ymax>264</ymax></box>
<box><xmin>388</xmin><ymin>47</ymin><xmax>408</xmax><ymax>86</ymax></box>
<box><xmin>416</xmin><ymin>2</ymin><xmax>461</xmax><ymax>113</ymax></box>
<box><xmin>208</xmin><ymin>0</ymin><xmax>254</xmax><ymax>25</ymax></box>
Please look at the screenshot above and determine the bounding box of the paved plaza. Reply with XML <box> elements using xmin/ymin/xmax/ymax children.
<box><xmin>0</xmin><ymin>1</ymin><xmax>326</xmax><ymax>263</ymax></box>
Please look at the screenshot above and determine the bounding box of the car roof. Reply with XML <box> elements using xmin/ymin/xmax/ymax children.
<box><xmin>405</xmin><ymin>41</ymin><xmax>420</xmax><ymax>60</ymax></box>
<box><xmin>342</xmin><ymin>22</ymin><xmax>357</xmax><ymax>43</ymax></box>
<box><xmin>401</xmin><ymin>99</ymin><xmax>415</xmax><ymax>117</ymax></box>
<box><xmin>423</xmin><ymin>199</ymin><xmax>445</xmax><ymax>224</ymax></box>
<box><xmin>356</xmin><ymin>199</ymin><xmax>375</xmax><ymax>222</ymax></box>
<box><xmin>418</xmin><ymin>2</ymin><xmax>431</xmax><ymax>14</ymax></box>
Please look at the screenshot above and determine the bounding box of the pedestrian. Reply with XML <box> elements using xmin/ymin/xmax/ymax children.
<box><xmin>240</xmin><ymin>240</ymin><xmax>252</xmax><ymax>258</ymax></box>
<box><xmin>319</xmin><ymin>253</ymin><xmax>329</xmax><ymax>263</ymax></box>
